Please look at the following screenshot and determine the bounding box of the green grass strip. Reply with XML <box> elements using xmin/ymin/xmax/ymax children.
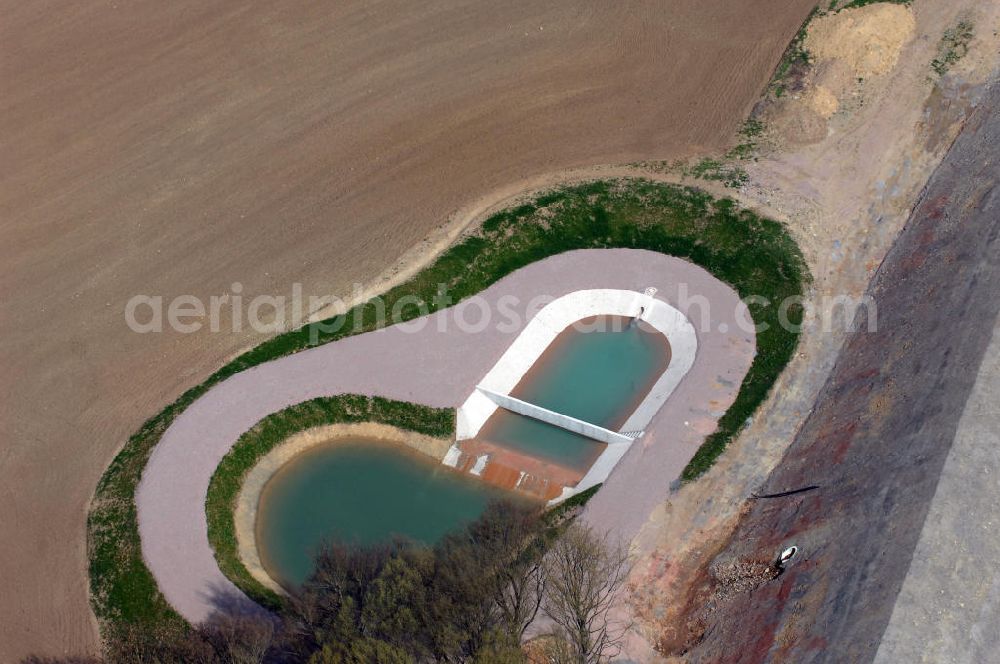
<box><xmin>88</xmin><ymin>178</ymin><xmax>808</xmax><ymax>632</ymax></box>
<box><xmin>768</xmin><ymin>7</ymin><xmax>817</xmax><ymax>99</ymax></box>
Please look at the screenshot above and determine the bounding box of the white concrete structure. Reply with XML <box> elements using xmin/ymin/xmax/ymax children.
<box><xmin>477</xmin><ymin>387</ymin><xmax>633</xmax><ymax>445</ymax></box>
<box><xmin>447</xmin><ymin>288</ymin><xmax>697</xmax><ymax>502</ymax></box>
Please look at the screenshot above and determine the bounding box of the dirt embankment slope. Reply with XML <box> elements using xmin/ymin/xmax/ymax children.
<box><xmin>686</xmin><ymin>76</ymin><xmax>1000</xmax><ymax>664</ymax></box>
<box><xmin>625</xmin><ymin>0</ymin><xmax>1000</xmax><ymax>658</ymax></box>
<box><xmin>0</xmin><ymin>0</ymin><xmax>817</xmax><ymax>658</ymax></box>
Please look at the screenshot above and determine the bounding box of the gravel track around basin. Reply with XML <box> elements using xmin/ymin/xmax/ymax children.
<box><xmin>136</xmin><ymin>249</ymin><xmax>755</xmax><ymax>623</ymax></box>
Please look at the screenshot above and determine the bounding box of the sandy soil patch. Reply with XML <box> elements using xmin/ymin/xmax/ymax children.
<box><xmin>233</xmin><ymin>423</ymin><xmax>450</xmax><ymax>596</ymax></box>
<box><xmin>805</xmin><ymin>85</ymin><xmax>839</xmax><ymax>119</ymax></box>
<box><xmin>806</xmin><ymin>4</ymin><xmax>917</xmax><ymax>77</ymax></box>
<box><xmin>764</xmin><ymin>3</ymin><xmax>920</xmax><ymax>147</ymax></box>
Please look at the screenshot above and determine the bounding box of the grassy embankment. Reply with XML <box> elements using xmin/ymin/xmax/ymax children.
<box><xmin>206</xmin><ymin>398</ymin><xmax>602</xmax><ymax>610</ymax></box>
<box><xmin>88</xmin><ymin>178</ymin><xmax>808</xmax><ymax>633</ymax></box>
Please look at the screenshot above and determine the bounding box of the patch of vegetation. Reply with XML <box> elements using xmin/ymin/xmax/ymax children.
<box><xmin>552</xmin><ymin>483</ymin><xmax>601</xmax><ymax>516</ymax></box>
<box><xmin>89</xmin><ymin>178</ymin><xmax>808</xmax><ymax>635</ymax></box>
<box><xmin>205</xmin><ymin>395</ymin><xmax>454</xmax><ymax>610</ymax></box>
<box><xmin>769</xmin><ymin>1</ymin><xmax>915</xmax><ymax>99</ymax></box>
<box><xmin>725</xmin><ymin>118</ymin><xmax>766</xmax><ymax>161</ymax></box>
<box><xmin>544</xmin><ymin>483</ymin><xmax>602</xmax><ymax>527</ymax></box>
<box><xmin>681</xmin><ymin>158</ymin><xmax>750</xmax><ymax>189</ymax></box>
<box><xmin>769</xmin><ymin>8</ymin><xmax>818</xmax><ymax>99</ymax></box>
<box><xmin>63</xmin><ymin>506</ymin><xmax>630</xmax><ymax>664</ymax></box>
<box><xmin>932</xmin><ymin>20</ymin><xmax>974</xmax><ymax>77</ymax></box>
<box><xmin>833</xmin><ymin>0</ymin><xmax>912</xmax><ymax>10</ymax></box>
<box><xmin>638</xmin><ymin>119</ymin><xmax>765</xmax><ymax>188</ymax></box>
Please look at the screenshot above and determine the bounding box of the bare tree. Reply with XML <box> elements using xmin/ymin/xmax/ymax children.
<box><xmin>93</xmin><ymin>613</ymin><xmax>276</xmax><ymax>664</ymax></box>
<box><xmin>100</xmin><ymin>622</ymin><xmax>215</xmax><ymax>664</ymax></box>
<box><xmin>473</xmin><ymin>501</ymin><xmax>548</xmax><ymax>641</ymax></box>
<box><xmin>201</xmin><ymin>614</ymin><xmax>276</xmax><ymax>664</ymax></box>
<box><xmin>495</xmin><ymin>547</ymin><xmax>546</xmax><ymax>642</ymax></box>
<box><xmin>542</xmin><ymin>523</ymin><xmax>631</xmax><ymax>664</ymax></box>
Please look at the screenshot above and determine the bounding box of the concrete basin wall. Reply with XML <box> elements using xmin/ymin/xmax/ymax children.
<box><xmin>475</xmin><ymin>387</ymin><xmax>634</xmax><ymax>446</ymax></box>
<box><xmin>453</xmin><ymin>289</ymin><xmax>697</xmax><ymax>442</ymax></box>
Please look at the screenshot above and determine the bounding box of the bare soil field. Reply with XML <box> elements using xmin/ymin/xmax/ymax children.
<box><xmin>0</xmin><ymin>0</ymin><xmax>818</xmax><ymax>658</ymax></box>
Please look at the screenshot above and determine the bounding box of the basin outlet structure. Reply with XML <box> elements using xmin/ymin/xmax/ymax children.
<box><xmin>444</xmin><ymin>288</ymin><xmax>697</xmax><ymax>503</ymax></box>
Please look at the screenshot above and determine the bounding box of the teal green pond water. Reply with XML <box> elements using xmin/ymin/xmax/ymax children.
<box><xmin>258</xmin><ymin>439</ymin><xmax>512</xmax><ymax>588</ymax></box>
<box><xmin>514</xmin><ymin>316</ymin><xmax>670</xmax><ymax>426</ymax></box>
<box><xmin>257</xmin><ymin>316</ymin><xmax>669</xmax><ymax>586</ymax></box>
<box><xmin>479</xmin><ymin>316</ymin><xmax>670</xmax><ymax>469</ymax></box>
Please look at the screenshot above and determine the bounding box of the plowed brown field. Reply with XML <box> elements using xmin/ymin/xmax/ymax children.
<box><xmin>0</xmin><ymin>0</ymin><xmax>815</xmax><ymax>658</ymax></box>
